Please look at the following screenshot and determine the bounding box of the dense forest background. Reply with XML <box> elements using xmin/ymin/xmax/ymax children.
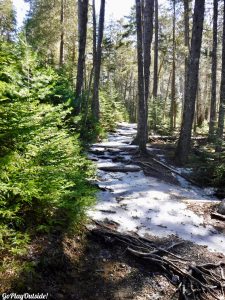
<box><xmin>1</xmin><ymin>0</ymin><xmax>225</xmax><ymax>291</ymax></box>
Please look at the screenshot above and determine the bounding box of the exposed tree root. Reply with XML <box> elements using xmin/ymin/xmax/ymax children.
<box><xmin>89</xmin><ymin>222</ymin><xmax>225</xmax><ymax>300</ymax></box>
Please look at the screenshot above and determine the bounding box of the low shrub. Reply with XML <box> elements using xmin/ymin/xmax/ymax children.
<box><xmin>0</xmin><ymin>39</ymin><xmax>96</xmax><ymax>256</ymax></box>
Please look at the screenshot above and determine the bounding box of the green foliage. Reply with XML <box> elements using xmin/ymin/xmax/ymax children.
<box><xmin>190</xmin><ymin>152</ymin><xmax>225</xmax><ymax>188</ymax></box>
<box><xmin>99</xmin><ymin>86</ymin><xmax>128</xmax><ymax>131</ymax></box>
<box><xmin>25</xmin><ymin>0</ymin><xmax>77</xmax><ymax>66</ymax></box>
<box><xmin>0</xmin><ymin>0</ymin><xmax>16</xmax><ymax>41</ymax></box>
<box><xmin>77</xmin><ymin>114</ymin><xmax>105</xmax><ymax>143</ymax></box>
<box><xmin>50</xmin><ymin>70</ymin><xmax>75</xmax><ymax>105</ymax></box>
<box><xmin>213</xmin><ymin>162</ymin><xmax>225</xmax><ymax>186</ymax></box>
<box><xmin>148</xmin><ymin>96</ymin><xmax>170</xmax><ymax>134</ymax></box>
<box><xmin>0</xmin><ymin>39</ymin><xmax>96</xmax><ymax>256</ymax></box>
<box><xmin>67</xmin><ymin>85</ymin><xmax>128</xmax><ymax>144</ymax></box>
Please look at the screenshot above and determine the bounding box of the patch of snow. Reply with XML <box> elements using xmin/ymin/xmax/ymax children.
<box><xmin>97</xmin><ymin>161</ymin><xmax>122</xmax><ymax>168</ymax></box>
<box><xmin>147</xmin><ymin>147</ymin><xmax>162</xmax><ymax>152</ymax></box>
<box><xmin>88</xmin><ymin>123</ymin><xmax>224</xmax><ymax>254</ymax></box>
<box><xmin>93</xmin><ymin>142</ymin><xmax>138</xmax><ymax>149</ymax></box>
<box><xmin>176</xmin><ymin>167</ymin><xmax>193</xmax><ymax>175</ymax></box>
<box><xmin>204</xmin><ymin>187</ymin><xmax>216</xmax><ymax>196</ymax></box>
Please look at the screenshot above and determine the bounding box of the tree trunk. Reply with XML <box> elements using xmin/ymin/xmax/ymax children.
<box><xmin>59</xmin><ymin>0</ymin><xmax>64</xmax><ymax>66</ymax></box>
<box><xmin>163</xmin><ymin>69</ymin><xmax>172</xmax><ymax>123</ymax></box>
<box><xmin>208</xmin><ymin>0</ymin><xmax>218</xmax><ymax>141</ymax></box>
<box><xmin>135</xmin><ymin>0</ymin><xmax>146</xmax><ymax>152</ymax></box>
<box><xmin>84</xmin><ymin>67</ymin><xmax>94</xmax><ymax>125</ymax></box>
<box><xmin>196</xmin><ymin>82</ymin><xmax>204</xmax><ymax>128</ymax></box>
<box><xmin>74</xmin><ymin>0</ymin><xmax>89</xmax><ymax>114</ymax></box>
<box><xmin>92</xmin><ymin>0</ymin><xmax>97</xmax><ymax>68</ymax></box>
<box><xmin>170</xmin><ymin>0</ymin><xmax>176</xmax><ymax>131</ymax></box>
<box><xmin>143</xmin><ymin>0</ymin><xmax>154</xmax><ymax>140</ymax></box>
<box><xmin>135</xmin><ymin>0</ymin><xmax>154</xmax><ymax>152</ymax></box>
<box><xmin>70</xmin><ymin>33</ymin><xmax>76</xmax><ymax>81</ymax></box>
<box><xmin>91</xmin><ymin>0</ymin><xmax>105</xmax><ymax>121</ymax></box>
<box><xmin>153</xmin><ymin>0</ymin><xmax>158</xmax><ymax>98</ymax></box>
<box><xmin>216</xmin><ymin>0</ymin><xmax>225</xmax><ymax>152</ymax></box>
<box><xmin>175</xmin><ymin>0</ymin><xmax>205</xmax><ymax>164</ymax></box>
<box><xmin>183</xmin><ymin>0</ymin><xmax>190</xmax><ymax>103</ymax></box>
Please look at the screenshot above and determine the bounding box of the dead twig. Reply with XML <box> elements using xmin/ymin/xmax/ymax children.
<box><xmin>89</xmin><ymin>223</ymin><xmax>225</xmax><ymax>300</ymax></box>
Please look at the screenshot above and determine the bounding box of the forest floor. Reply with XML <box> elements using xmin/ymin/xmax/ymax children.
<box><xmin>2</xmin><ymin>123</ymin><xmax>225</xmax><ymax>300</ymax></box>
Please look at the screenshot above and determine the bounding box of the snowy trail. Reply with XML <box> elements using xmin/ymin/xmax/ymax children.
<box><xmin>88</xmin><ymin>123</ymin><xmax>224</xmax><ymax>254</ymax></box>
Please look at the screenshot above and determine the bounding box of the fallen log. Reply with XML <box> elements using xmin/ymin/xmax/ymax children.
<box><xmin>106</xmin><ymin>148</ymin><xmax>123</xmax><ymax>153</ymax></box>
<box><xmin>92</xmin><ymin>143</ymin><xmax>138</xmax><ymax>150</ymax></box>
<box><xmin>135</xmin><ymin>160</ymin><xmax>160</xmax><ymax>172</ymax></box>
<box><xmin>112</xmin><ymin>156</ymin><xmax>131</xmax><ymax>163</ymax></box>
<box><xmin>211</xmin><ymin>212</ymin><xmax>225</xmax><ymax>222</ymax></box>
<box><xmin>89</xmin><ymin>157</ymin><xmax>99</xmax><ymax>161</ymax></box>
<box><xmin>148</xmin><ymin>135</ymin><xmax>210</xmax><ymax>142</ymax></box>
<box><xmin>149</xmin><ymin>135</ymin><xmax>177</xmax><ymax>142</ymax></box>
<box><xmin>98</xmin><ymin>165</ymin><xmax>141</xmax><ymax>172</ymax></box>
<box><xmin>99</xmin><ymin>209</ymin><xmax>117</xmax><ymax>214</ymax></box>
<box><xmin>89</xmin><ymin>222</ymin><xmax>225</xmax><ymax>300</ymax></box>
<box><xmin>89</xmin><ymin>148</ymin><xmax>106</xmax><ymax>155</ymax></box>
<box><xmin>98</xmin><ymin>155</ymin><xmax>114</xmax><ymax>159</ymax></box>
<box><xmin>150</xmin><ymin>157</ymin><xmax>203</xmax><ymax>188</ymax></box>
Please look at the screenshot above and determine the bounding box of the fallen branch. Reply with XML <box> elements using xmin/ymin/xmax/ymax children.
<box><xmin>89</xmin><ymin>222</ymin><xmax>225</xmax><ymax>300</ymax></box>
<box><xmin>211</xmin><ymin>212</ymin><xmax>225</xmax><ymax>222</ymax></box>
<box><xmin>151</xmin><ymin>158</ymin><xmax>203</xmax><ymax>188</ymax></box>
<box><xmin>135</xmin><ymin>160</ymin><xmax>159</xmax><ymax>172</ymax></box>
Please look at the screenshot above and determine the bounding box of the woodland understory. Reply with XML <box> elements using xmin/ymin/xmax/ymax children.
<box><xmin>1</xmin><ymin>0</ymin><xmax>225</xmax><ymax>299</ymax></box>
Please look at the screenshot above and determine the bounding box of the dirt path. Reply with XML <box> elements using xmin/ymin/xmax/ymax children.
<box><xmin>88</xmin><ymin>123</ymin><xmax>224</xmax><ymax>254</ymax></box>
<box><xmin>5</xmin><ymin>123</ymin><xmax>225</xmax><ymax>300</ymax></box>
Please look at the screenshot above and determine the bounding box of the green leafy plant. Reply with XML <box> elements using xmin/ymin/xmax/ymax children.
<box><xmin>0</xmin><ymin>38</ymin><xmax>96</xmax><ymax>257</ymax></box>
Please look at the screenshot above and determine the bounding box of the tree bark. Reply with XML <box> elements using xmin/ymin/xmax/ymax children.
<box><xmin>74</xmin><ymin>0</ymin><xmax>89</xmax><ymax>114</ymax></box>
<box><xmin>135</xmin><ymin>0</ymin><xmax>146</xmax><ymax>152</ymax></box>
<box><xmin>175</xmin><ymin>0</ymin><xmax>205</xmax><ymax>164</ymax></box>
<box><xmin>170</xmin><ymin>0</ymin><xmax>176</xmax><ymax>131</ymax></box>
<box><xmin>183</xmin><ymin>0</ymin><xmax>190</xmax><ymax>103</ymax></box>
<box><xmin>208</xmin><ymin>0</ymin><xmax>218</xmax><ymax>141</ymax></box>
<box><xmin>92</xmin><ymin>0</ymin><xmax>97</xmax><ymax>68</ymax></box>
<box><xmin>143</xmin><ymin>0</ymin><xmax>154</xmax><ymax>140</ymax></box>
<box><xmin>59</xmin><ymin>0</ymin><xmax>64</xmax><ymax>66</ymax></box>
<box><xmin>163</xmin><ymin>69</ymin><xmax>172</xmax><ymax>123</ymax></box>
<box><xmin>135</xmin><ymin>0</ymin><xmax>154</xmax><ymax>152</ymax></box>
<box><xmin>216</xmin><ymin>0</ymin><xmax>225</xmax><ymax>152</ymax></box>
<box><xmin>91</xmin><ymin>0</ymin><xmax>105</xmax><ymax>121</ymax></box>
<box><xmin>70</xmin><ymin>32</ymin><xmax>77</xmax><ymax>80</ymax></box>
<box><xmin>152</xmin><ymin>0</ymin><xmax>158</xmax><ymax>98</ymax></box>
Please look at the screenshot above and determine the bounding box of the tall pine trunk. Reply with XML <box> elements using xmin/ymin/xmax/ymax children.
<box><xmin>170</xmin><ymin>0</ymin><xmax>176</xmax><ymax>131</ymax></box>
<box><xmin>59</xmin><ymin>0</ymin><xmax>64</xmax><ymax>66</ymax></box>
<box><xmin>135</xmin><ymin>0</ymin><xmax>146</xmax><ymax>152</ymax></box>
<box><xmin>91</xmin><ymin>0</ymin><xmax>105</xmax><ymax>121</ymax></box>
<box><xmin>75</xmin><ymin>0</ymin><xmax>89</xmax><ymax>114</ymax></box>
<box><xmin>135</xmin><ymin>0</ymin><xmax>154</xmax><ymax>152</ymax></box>
<box><xmin>92</xmin><ymin>0</ymin><xmax>97</xmax><ymax>65</ymax></box>
<box><xmin>153</xmin><ymin>0</ymin><xmax>158</xmax><ymax>98</ymax></box>
<box><xmin>175</xmin><ymin>0</ymin><xmax>205</xmax><ymax>164</ymax></box>
<box><xmin>208</xmin><ymin>0</ymin><xmax>218</xmax><ymax>141</ymax></box>
<box><xmin>183</xmin><ymin>0</ymin><xmax>190</xmax><ymax>103</ymax></box>
<box><xmin>143</xmin><ymin>0</ymin><xmax>154</xmax><ymax>141</ymax></box>
<box><xmin>216</xmin><ymin>0</ymin><xmax>225</xmax><ymax>152</ymax></box>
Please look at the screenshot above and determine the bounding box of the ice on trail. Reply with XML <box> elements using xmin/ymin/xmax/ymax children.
<box><xmin>88</xmin><ymin>123</ymin><xmax>224</xmax><ymax>254</ymax></box>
